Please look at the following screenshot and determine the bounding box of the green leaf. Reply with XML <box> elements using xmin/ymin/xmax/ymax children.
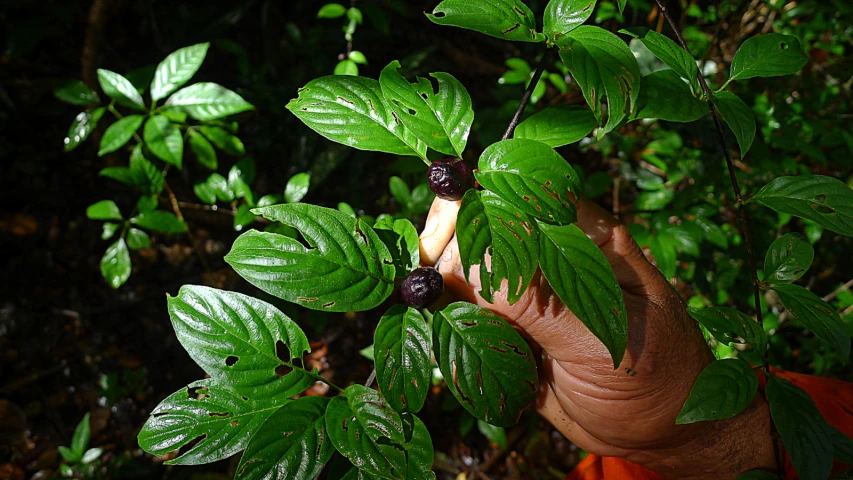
<box><xmin>59</xmin><ymin>464</ymin><xmax>73</xmax><ymax>477</ymax></box>
<box><xmin>287</xmin><ymin>76</ymin><xmax>427</xmax><ymax>160</ymax></box>
<box><xmin>477</xmin><ymin>420</ymin><xmax>507</xmax><ymax>449</ymax></box>
<box><xmin>829</xmin><ymin>425</ymin><xmax>853</xmax><ymax>464</ymax></box>
<box><xmin>475</xmin><ymin>138</ymin><xmax>580</xmax><ymax>225</ymax></box>
<box><xmin>693</xmin><ymin>217</ymin><xmax>728</xmax><ymax>248</ymax></box>
<box><xmin>379</xmin><ymin>60</ymin><xmax>474</xmax><ymax>157</ymax></box>
<box><xmin>98</xmin><ymin>115</ymin><xmax>144</xmax><ymax>156</ymax></box>
<box><xmin>317</xmin><ymin>3</ymin><xmax>346</xmax><ymax>18</ymax></box>
<box><xmin>284</xmin><ymin>172</ymin><xmax>311</xmax><ymax>203</ymax></box>
<box><xmin>325</xmin><ymin>385</ymin><xmax>408</xmax><ymax>479</ymax></box>
<box><xmin>537</xmin><ymin>222</ymin><xmax>628</xmax><ymax>367</ymax></box>
<box><xmin>226</xmin><ymin>204</ymin><xmax>395</xmax><ymax>312</ymax></box>
<box><xmin>749</xmin><ymin>175</ymin><xmax>853</xmax><ymax>238</ymax></box>
<box><xmin>137</xmin><ymin>195</ymin><xmax>158</xmax><ymax>212</ymax></box>
<box><xmin>374</xmin><ymin>306</ymin><xmax>431</xmax><ymax>413</ymax></box>
<box><xmin>64</xmin><ymin>107</ymin><xmax>105</xmax><ymax>152</ymax></box>
<box><xmin>126</xmin><ymin>228</ymin><xmax>151</xmax><ymax>250</ymax></box>
<box><xmin>712</xmin><ymin>91</ymin><xmax>755</xmax><ymax>155</ymax></box>
<box><xmin>456</xmin><ymin>190</ymin><xmax>539</xmax><ymax>304</ymax></box>
<box><xmin>234</xmin><ymin>204</ymin><xmax>255</xmax><ymax>232</ymax></box>
<box><xmin>205</xmin><ymin>173</ymin><xmax>234</xmax><ymax>202</ymax></box>
<box><xmin>647</xmin><ymin>234</ymin><xmax>676</xmax><ymax>279</ymax></box>
<box><xmin>58</xmin><ymin>446</ymin><xmax>80</xmax><ymax>463</ymax></box>
<box><xmin>373</xmin><ymin>218</ymin><xmax>419</xmax><ymax>278</ymax></box>
<box><xmin>194</xmin><ymin>180</ymin><xmax>217</xmax><ymax>205</ymax></box>
<box><xmin>389</xmin><ymin>176</ymin><xmax>411</xmax><ymax>208</ymax></box>
<box><xmin>335</xmin><ymin>60</ymin><xmax>359</xmax><ymax>76</ymax></box>
<box><xmin>764</xmin><ymin>233</ymin><xmax>814</xmax><ymax>284</ymax></box>
<box><xmin>99</xmin><ymin>167</ymin><xmax>135</xmax><ymax>186</ymax></box>
<box><xmin>617</xmin><ymin>0</ymin><xmax>627</xmax><ymax>13</ymax></box>
<box><xmin>433</xmin><ymin>302</ymin><xmax>538</xmax><ymax>427</ymax></box>
<box><xmin>199</xmin><ymin>125</ymin><xmax>246</xmax><ymax>156</ymax></box>
<box><xmin>55</xmin><ymin>80</ymin><xmax>100</xmax><ymax>105</ymax></box>
<box><xmin>631</xmin><ymin>70</ymin><xmax>708</xmax><ymax>122</ymax></box>
<box><xmin>165</xmin><ymin>83</ymin><xmax>254</xmax><ymax>121</ymax></box>
<box><xmin>151</xmin><ymin>42</ymin><xmax>210</xmax><ymax>102</ymax></box>
<box><xmin>97</xmin><ymin>69</ymin><xmax>146</xmax><ymax>110</ymax></box>
<box><xmin>729</xmin><ymin>33</ymin><xmax>808</xmax><ymax>82</ymax></box>
<box><xmin>80</xmin><ymin>448</ymin><xmax>102</xmax><ymax>464</ymax></box>
<box><xmin>634</xmin><ymin>189</ymin><xmax>674</xmax><ymax>210</ymax></box>
<box><xmin>101</xmin><ymin>238</ymin><xmax>131</xmax><ymax>289</ymax></box>
<box><xmin>513</xmin><ymin>105</ymin><xmax>597</xmax><ymax>147</ymax></box>
<box><xmin>188</xmin><ymin>129</ymin><xmax>217</xmax><ymax>170</ymax></box>
<box><xmin>774</xmin><ymin>284</ymin><xmax>850</xmax><ymax>358</ymax></box>
<box><xmin>131</xmin><ymin>210</ymin><xmax>188</xmax><ymax>234</ymax></box>
<box><xmin>229</xmin><ymin>158</ymin><xmax>256</xmax><ymax>203</ymax></box>
<box><xmin>167</xmin><ymin>285</ymin><xmax>314</xmax><ymax>398</ymax></box>
<box><xmin>557</xmin><ymin>26</ymin><xmax>640</xmax><ymax>136</ymax></box>
<box><xmin>543</xmin><ymin>0</ymin><xmax>597</xmax><ymax>42</ymax></box>
<box><xmin>101</xmin><ymin>222</ymin><xmax>119</xmax><ymax>240</ymax></box>
<box><xmin>235</xmin><ymin>396</ymin><xmax>334</xmax><ymax>480</ymax></box>
<box><xmin>676</xmin><ymin>359</ymin><xmax>758</xmax><ymax>424</ymax></box>
<box><xmin>426</xmin><ymin>0</ymin><xmax>546</xmax><ymax>43</ymax></box>
<box><xmin>71</xmin><ymin>413</ymin><xmax>91</xmax><ymax>456</ymax></box>
<box><xmin>138</xmin><ymin>379</ymin><xmax>281</xmax><ymax>465</ymax></box>
<box><xmin>257</xmin><ymin>195</ymin><xmax>281</xmax><ymax>208</ymax></box>
<box><xmin>144</xmin><ymin>115</ymin><xmax>184</xmax><ymax>167</ymax></box>
<box><xmin>620</xmin><ymin>27</ymin><xmax>700</xmax><ymax>94</ymax></box>
<box><xmin>87</xmin><ymin>200</ymin><xmax>122</xmax><ymax>221</ymax></box>
<box><xmin>349</xmin><ymin>51</ymin><xmax>368</xmax><ymax>64</ymax></box>
<box><xmin>129</xmin><ymin>145</ymin><xmax>165</xmax><ymax>195</ymax></box>
<box><xmin>766</xmin><ymin>376</ymin><xmax>833</xmax><ymax>480</ymax></box>
<box><xmin>688</xmin><ymin>307</ymin><xmax>767</xmax><ymax>358</ymax></box>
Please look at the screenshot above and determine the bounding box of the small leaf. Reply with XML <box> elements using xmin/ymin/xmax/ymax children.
<box><xmin>284</xmin><ymin>172</ymin><xmax>311</xmax><ymax>203</ymax></box>
<box><xmin>97</xmin><ymin>69</ymin><xmax>146</xmax><ymax>110</ymax></box>
<box><xmin>137</xmin><ymin>195</ymin><xmax>158</xmax><ymax>212</ymax></box>
<box><xmin>188</xmin><ymin>129</ymin><xmax>217</xmax><ymax>170</ymax></box>
<box><xmin>693</xmin><ymin>217</ymin><xmax>728</xmax><ymax>249</ymax></box>
<box><xmin>389</xmin><ymin>176</ymin><xmax>411</xmax><ymax>208</ymax></box>
<box><xmin>317</xmin><ymin>3</ymin><xmax>346</xmax><ymax>18</ymax></box>
<box><xmin>129</xmin><ymin>145</ymin><xmax>165</xmax><ymax>195</ymax></box>
<box><xmin>101</xmin><ymin>222</ymin><xmax>119</xmax><ymax>240</ymax></box>
<box><xmin>631</xmin><ymin>70</ymin><xmax>708</xmax><ymax>122</ymax></box>
<box><xmin>620</xmin><ymin>27</ymin><xmax>700</xmax><ymax>94</ymax></box>
<box><xmin>58</xmin><ymin>446</ymin><xmax>79</xmax><ymax>463</ymax></box>
<box><xmin>234</xmin><ymin>204</ymin><xmax>255</xmax><ymax>232</ymax></box>
<box><xmin>151</xmin><ymin>42</ymin><xmax>210</xmax><ymax>102</ymax></box>
<box><xmin>54</xmin><ymin>80</ymin><xmax>100</xmax><ymax>105</ymax></box>
<box><xmin>257</xmin><ymin>195</ymin><xmax>280</xmax><ymax>208</ymax></box>
<box><xmin>374</xmin><ymin>305</ymin><xmax>431</xmax><ymax>413</ymax></box>
<box><xmin>433</xmin><ymin>302</ymin><xmax>538</xmax><ymax>427</ymax></box>
<box><xmin>712</xmin><ymin>91</ymin><xmax>755</xmax><ymax>156</ymax></box>
<box><xmin>144</xmin><ymin>115</ymin><xmax>184</xmax><ymax>167</ymax></box>
<box><xmin>774</xmin><ymin>284</ymin><xmax>850</xmax><ymax>358</ymax></box>
<box><xmin>426</xmin><ymin>0</ymin><xmax>546</xmax><ymax>43</ymax></box>
<box><xmin>165</xmin><ymin>83</ymin><xmax>254</xmax><ymax>121</ymax></box>
<box><xmin>199</xmin><ymin>125</ymin><xmax>245</xmax><ymax>156</ymax></box>
<box><xmin>80</xmin><ymin>448</ymin><xmax>103</xmax><ymax>464</ymax></box>
<box><xmin>205</xmin><ymin>173</ymin><xmax>235</xmax><ymax>202</ymax></box>
<box><xmin>64</xmin><ymin>108</ymin><xmax>105</xmax><ymax>152</ymax></box>
<box><xmin>513</xmin><ymin>105</ymin><xmax>597</xmax><ymax>147</ymax></box>
<box><xmin>634</xmin><ymin>189</ymin><xmax>674</xmax><ymax>210</ymax></box>
<box><xmin>729</xmin><ymin>33</ymin><xmax>808</xmax><ymax>82</ymax></box>
<box><xmin>349</xmin><ymin>51</ymin><xmax>368</xmax><ymax>64</ymax></box>
<box><xmin>101</xmin><ymin>238</ymin><xmax>131</xmax><ymax>288</ymax></box>
<box><xmin>87</xmin><ymin>200</ymin><xmax>122</xmax><ymax>221</ymax></box>
<box><xmin>543</xmin><ymin>0</ymin><xmax>597</xmax><ymax>42</ymax></box>
<box><xmin>537</xmin><ymin>222</ymin><xmax>628</xmax><ymax>367</ymax></box>
<box><xmin>764</xmin><ymin>233</ymin><xmax>814</xmax><ymax>284</ymax></box>
<box><xmin>676</xmin><ymin>359</ymin><xmax>758</xmax><ymax>424</ymax></box>
<box><xmin>749</xmin><ymin>175</ymin><xmax>853</xmax><ymax>238</ymax></box>
<box><xmin>99</xmin><ymin>167</ymin><xmax>136</xmax><ymax>186</ymax></box>
<box><xmin>131</xmin><ymin>210</ymin><xmax>188</xmax><ymax>234</ymax></box>
<box><xmin>98</xmin><ymin>115</ymin><xmax>144</xmax><ymax>156</ymax></box>
<box><xmin>647</xmin><ymin>234</ymin><xmax>677</xmax><ymax>279</ymax></box>
<box><xmin>373</xmin><ymin>217</ymin><xmax>419</xmax><ymax>278</ymax></box>
<box><xmin>71</xmin><ymin>413</ymin><xmax>91</xmax><ymax>456</ymax></box>
<box><xmin>477</xmin><ymin>420</ymin><xmax>507</xmax><ymax>449</ymax></box>
<box><xmin>335</xmin><ymin>59</ymin><xmax>359</xmax><ymax>76</ymax></box>
<box><xmin>126</xmin><ymin>228</ymin><xmax>151</xmax><ymax>250</ymax></box>
<box><xmin>688</xmin><ymin>307</ymin><xmax>767</xmax><ymax>358</ymax></box>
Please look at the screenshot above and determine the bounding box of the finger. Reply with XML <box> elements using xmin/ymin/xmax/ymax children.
<box><xmin>419</xmin><ymin>197</ymin><xmax>460</xmax><ymax>266</ymax></box>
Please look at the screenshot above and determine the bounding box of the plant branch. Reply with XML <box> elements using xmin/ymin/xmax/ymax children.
<box><xmin>164</xmin><ymin>182</ymin><xmax>210</xmax><ymax>273</ymax></box>
<box><xmin>502</xmin><ymin>47</ymin><xmax>556</xmax><ymax>141</ymax></box>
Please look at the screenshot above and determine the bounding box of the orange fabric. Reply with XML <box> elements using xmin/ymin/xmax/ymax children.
<box><xmin>565</xmin><ymin>369</ymin><xmax>853</xmax><ymax>480</ymax></box>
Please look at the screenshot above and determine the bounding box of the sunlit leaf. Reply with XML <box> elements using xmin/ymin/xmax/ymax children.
<box><xmin>750</xmin><ymin>175</ymin><xmax>853</xmax><ymax>238</ymax></box>
<box><xmin>64</xmin><ymin>108</ymin><xmax>105</xmax><ymax>152</ymax></box>
<box><xmin>513</xmin><ymin>105</ymin><xmax>597</xmax><ymax>147</ymax></box>
<box><xmin>165</xmin><ymin>83</ymin><xmax>254</xmax><ymax>121</ymax></box>
<box><xmin>99</xmin><ymin>115</ymin><xmax>144</xmax><ymax>156</ymax></box>
<box><xmin>426</xmin><ymin>0</ymin><xmax>546</xmax><ymax>43</ymax></box>
<box><xmin>97</xmin><ymin>69</ymin><xmax>146</xmax><ymax>110</ymax></box>
<box><xmin>151</xmin><ymin>43</ymin><xmax>210</xmax><ymax>101</ymax></box>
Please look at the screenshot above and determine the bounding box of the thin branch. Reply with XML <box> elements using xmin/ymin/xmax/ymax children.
<box><xmin>164</xmin><ymin>182</ymin><xmax>210</xmax><ymax>273</ymax></box>
<box><xmin>502</xmin><ymin>47</ymin><xmax>557</xmax><ymax>141</ymax></box>
<box><xmin>364</xmin><ymin>368</ymin><xmax>376</xmax><ymax>388</ymax></box>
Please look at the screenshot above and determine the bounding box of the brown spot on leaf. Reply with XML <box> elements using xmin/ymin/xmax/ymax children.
<box><xmin>502</xmin><ymin>23</ymin><xmax>521</xmax><ymax>35</ymax></box>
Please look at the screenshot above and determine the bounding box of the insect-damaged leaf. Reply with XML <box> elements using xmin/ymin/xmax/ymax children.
<box><xmin>374</xmin><ymin>306</ymin><xmax>431</xmax><ymax>413</ymax></box>
<box><xmin>764</xmin><ymin>233</ymin><xmax>814</xmax><ymax>284</ymax></box>
<box><xmin>543</xmin><ymin>0</ymin><xmax>597</xmax><ymax>43</ymax></box>
<box><xmin>373</xmin><ymin>217</ymin><xmax>420</xmax><ymax>278</ymax></box>
<box><xmin>426</xmin><ymin>0</ymin><xmax>546</xmax><ymax>44</ymax></box>
<box><xmin>749</xmin><ymin>175</ymin><xmax>853</xmax><ymax>238</ymax></box>
<box><xmin>433</xmin><ymin>302</ymin><xmax>538</xmax><ymax>427</ymax></box>
<box><xmin>688</xmin><ymin>307</ymin><xmax>767</xmax><ymax>359</ymax></box>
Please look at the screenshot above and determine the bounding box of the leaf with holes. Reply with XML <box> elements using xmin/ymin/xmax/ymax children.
<box><xmin>99</xmin><ymin>115</ymin><xmax>144</xmax><ymax>156</ymax></box>
<box><xmin>101</xmin><ymin>238</ymin><xmax>131</xmax><ymax>289</ymax></box>
<box><xmin>538</xmin><ymin>222</ymin><xmax>628</xmax><ymax>367</ymax></box>
<box><xmin>456</xmin><ymin>190</ymin><xmax>539</xmax><ymax>305</ymax></box>
<box><xmin>65</xmin><ymin>108</ymin><xmax>105</xmax><ymax>153</ymax></box>
<box><xmin>151</xmin><ymin>43</ymin><xmax>210</xmax><ymax>102</ymax></box>
<box><xmin>426</xmin><ymin>0</ymin><xmax>546</xmax><ymax>43</ymax></box>
<box><xmin>621</xmin><ymin>27</ymin><xmax>701</xmax><ymax>94</ymax></box>
<box><xmin>773</xmin><ymin>284</ymin><xmax>850</xmax><ymax>358</ymax></box>
<box><xmin>165</xmin><ymin>83</ymin><xmax>254</xmax><ymax>121</ymax></box>
<box><xmin>764</xmin><ymin>233</ymin><xmax>814</xmax><ymax>284</ymax></box>
<box><xmin>557</xmin><ymin>26</ymin><xmax>640</xmax><ymax>137</ymax></box>
<box><xmin>373</xmin><ymin>218</ymin><xmax>419</xmax><ymax>278</ymax></box>
<box><xmin>188</xmin><ymin>129</ymin><xmax>217</xmax><ymax>170</ymax></box>
<box><xmin>130</xmin><ymin>210</ymin><xmax>187</xmax><ymax>233</ymax></box>
<box><xmin>688</xmin><ymin>307</ymin><xmax>767</xmax><ymax>358</ymax></box>
<box><xmin>235</xmin><ymin>396</ymin><xmax>333</xmax><ymax>480</ymax></box>
<box><xmin>225</xmin><ymin>204</ymin><xmax>395</xmax><ymax>312</ymax></box>
<box><xmin>378</xmin><ymin>61</ymin><xmax>473</xmax><ymax>157</ymax></box>
<box><xmin>476</xmin><ymin>139</ymin><xmax>580</xmax><ymax>225</ymax></box>
<box><xmin>325</xmin><ymin>385</ymin><xmax>408</xmax><ymax>479</ymax></box>
<box><xmin>676</xmin><ymin>359</ymin><xmax>758</xmax><ymax>424</ymax></box>
<box><xmin>543</xmin><ymin>0</ymin><xmax>596</xmax><ymax>42</ymax></box>
<box><xmin>374</xmin><ymin>306</ymin><xmax>431</xmax><ymax>413</ymax></box>
<box><xmin>287</xmin><ymin>76</ymin><xmax>427</xmax><ymax>160</ymax></box>
<box><xmin>138</xmin><ymin>379</ymin><xmax>282</xmax><ymax>465</ymax></box>
<box><xmin>631</xmin><ymin>70</ymin><xmax>708</xmax><ymax>122</ymax></box>
<box><xmin>749</xmin><ymin>175</ymin><xmax>853</xmax><ymax>238</ymax></box>
<box><xmin>513</xmin><ymin>105</ymin><xmax>597</xmax><ymax>147</ymax></box>
<box><xmin>167</xmin><ymin>285</ymin><xmax>315</xmax><ymax>398</ymax></box>
<box><xmin>433</xmin><ymin>302</ymin><xmax>538</xmax><ymax>427</ymax></box>
<box><xmin>97</xmin><ymin>69</ymin><xmax>146</xmax><ymax>111</ymax></box>
<box><xmin>729</xmin><ymin>33</ymin><xmax>808</xmax><ymax>82</ymax></box>
<box><xmin>144</xmin><ymin>115</ymin><xmax>184</xmax><ymax>167</ymax></box>
<box><xmin>766</xmin><ymin>376</ymin><xmax>834</xmax><ymax>480</ymax></box>
<box><xmin>713</xmin><ymin>92</ymin><xmax>755</xmax><ymax>156</ymax></box>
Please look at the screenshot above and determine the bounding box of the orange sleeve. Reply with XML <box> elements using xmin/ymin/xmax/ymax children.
<box><xmin>565</xmin><ymin>369</ymin><xmax>853</xmax><ymax>480</ymax></box>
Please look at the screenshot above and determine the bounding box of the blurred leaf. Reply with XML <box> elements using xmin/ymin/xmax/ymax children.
<box><xmin>65</xmin><ymin>108</ymin><xmax>105</xmax><ymax>152</ymax></box>
<box><xmin>101</xmin><ymin>222</ymin><xmax>119</xmax><ymax>240</ymax></box>
<box><xmin>284</xmin><ymin>172</ymin><xmax>311</xmax><ymax>203</ymax></box>
<box><xmin>97</xmin><ymin>69</ymin><xmax>146</xmax><ymax>110</ymax></box>
<box><xmin>80</xmin><ymin>448</ymin><xmax>102</xmax><ymax>464</ymax></box>
<box><xmin>349</xmin><ymin>50</ymin><xmax>368</xmax><ymax>64</ymax></box>
<box><xmin>165</xmin><ymin>83</ymin><xmax>254</xmax><ymax>121</ymax></box>
<box><xmin>233</xmin><ymin>204</ymin><xmax>255</xmax><ymax>231</ymax></box>
<box><xmin>632</xmin><ymin>70</ymin><xmax>708</xmax><ymax>122</ymax></box>
<box><xmin>634</xmin><ymin>189</ymin><xmax>674</xmax><ymax>210</ymax></box>
<box><xmin>426</xmin><ymin>0</ymin><xmax>546</xmax><ymax>43</ymax></box>
<box><xmin>130</xmin><ymin>210</ymin><xmax>188</xmax><ymax>234</ymax></box>
<box><xmin>126</xmin><ymin>228</ymin><xmax>151</xmax><ymax>250</ymax></box>
<box><xmin>199</xmin><ymin>126</ymin><xmax>245</xmax><ymax>156</ymax></box>
<box><xmin>477</xmin><ymin>420</ymin><xmax>508</xmax><ymax>449</ymax></box>
<box><xmin>71</xmin><ymin>413</ymin><xmax>91</xmax><ymax>456</ymax></box>
<box><xmin>99</xmin><ymin>167</ymin><xmax>136</xmax><ymax>186</ymax></box>
<box><xmin>87</xmin><ymin>200</ymin><xmax>122</xmax><ymax>221</ymax></box>
<box><xmin>101</xmin><ymin>238</ymin><xmax>131</xmax><ymax>288</ymax></box>
<box><xmin>188</xmin><ymin>129</ymin><xmax>217</xmax><ymax>170</ymax></box>
<box><xmin>129</xmin><ymin>145</ymin><xmax>165</xmax><ymax>195</ymax></box>
<box><xmin>144</xmin><ymin>115</ymin><xmax>184</xmax><ymax>167</ymax></box>
<box><xmin>99</xmin><ymin>115</ymin><xmax>144</xmax><ymax>156</ymax></box>
<box><xmin>317</xmin><ymin>3</ymin><xmax>346</xmax><ymax>18</ymax></box>
<box><xmin>334</xmin><ymin>59</ymin><xmax>359</xmax><ymax>76</ymax></box>
<box><xmin>54</xmin><ymin>80</ymin><xmax>100</xmax><ymax>105</ymax></box>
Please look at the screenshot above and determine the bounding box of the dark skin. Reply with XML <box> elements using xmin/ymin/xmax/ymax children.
<box><xmin>418</xmin><ymin>197</ymin><xmax>777</xmax><ymax>479</ymax></box>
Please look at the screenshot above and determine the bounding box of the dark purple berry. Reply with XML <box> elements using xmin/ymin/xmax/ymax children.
<box><xmin>401</xmin><ymin>267</ymin><xmax>444</xmax><ymax>308</ymax></box>
<box><xmin>428</xmin><ymin>158</ymin><xmax>474</xmax><ymax>201</ymax></box>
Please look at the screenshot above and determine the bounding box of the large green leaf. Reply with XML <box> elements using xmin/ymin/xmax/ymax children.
<box><xmin>557</xmin><ymin>26</ymin><xmax>640</xmax><ymax>136</ymax></box>
<box><xmin>774</xmin><ymin>284</ymin><xmax>850</xmax><ymax>358</ymax></box>
<box><xmin>138</xmin><ymin>379</ymin><xmax>281</xmax><ymax>465</ymax></box>
<box><xmin>131</xmin><ymin>210</ymin><xmax>188</xmax><ymax>233</ymax></box>
<box><xmin>144</xmin><ymin>115</ymin><xmax>184</xmax><ymax>167</ymax></box>
<box><xmin>167</xmin><ymin>285</ymin><xmax>314</xmax><ymax>398</ymax></box>
<box><xmin>55</xmin><ymin>80</ymin><xmax>100</xmax><ymax>106</ymax></box>
<box><xmin>729</xmin><ymin>33</ymin><xmax>808</xmax><ymax>82</ymax></box>
<box><xmin>456</xmin><ymin>190</ymin><xmax>539</xmax><ymax>305</ymax></box>
<box><xmin>631</xmin><ymin>70</ymin><xmax>708</xmax><ymax>122</ymax></box>
<box><xmin>749</xmin><ymin>175</ymin><xmax>853</xmax><ymax>238</ymax></box>
<box><xmin>688</xmin><ymin>307</ymin><xmax>767</xmax><ymax>359</ymax></box>
<box><xmin>101</xmin><ymin>238</ymin><xmax>131</xmax><ymax>289</ymax></box>
<box><xmin>713</xmin><ymin>91</ymin><xmax>755</xmax><ymax>156</ymax></box>
<box><xmin>165</xmin><ymin>83</ymin><xmax>254</xmax><ymax>121</ymax></box>
<box><xmin>373</xmin><ymin>218</ymin><xmax>419</xmax><ymax>278</ymax></box>
<box><xmin>426</xmin><ymin>0</ymin><xmax>546</xmax><ymax>43</ymax></box>
<box><xmin>378</xmin><ymin>61</ymin><xmax>473</xmax><ymax>157</ymax></box>
<box><xmin>287</xmin><ymin>76</ymin><xmax>427</xmax><ymax>160</ymax></box>
<box><xmin>537</xmin><ymin>222</ymin><xmax>628</xmax><ymax>367</ymax></box>
<box><xmin>97</xmin><ymin>69</ymin><xmax>146</xmax><ymax>111</ymax></box>
<box><xmin>433</xmin><ymin>302</ymin><xmax>538</xmax><ymax>427</ymax></box>
<box><xmin>621</xmin><ymin>27</ymin><xmax>700</xmax><ymax>94</ymax></box>
<box><xmin>188</xmin><ymin>129</ymin><xmax>217</xmax><ymax>170</ymax></box>
<box><xmin>676</xmin><ymin>359</ymin><xmax>758</xmax><ymax>424</ymax></box>
<box><xmin>766</xmin><ymin>376</ymin><xmax>833</xmax><ymax>480</ymax></box>
<box><xmin>764</xmin><ymin>233</ymin><xmax>814</xmax><ymax>284</ymax></box>
<box><xmin>475</xmin><ymin>138</ymin><xmax>580</xmax><ymax>225</ymax></box>
<box><xmin>98</xmin><ymin>115</ymin><xmax>144</xmax><ymax>156</ymax></box>
<box><xmin>513</xmin><ymin>105</ymin><xmax>597</xmax><ymax>147</ymax></box>
<box><xmin>374</xmin><ymin>306</ymin><xmax>431</xmax><ymax>413</ymax></box>
<box><xmin>235</xmin><ymin>396</ymin><xmax>333</xmax><ymax>480</ymax></box>
<box><xmin>151</xmin><ymin>43</ymin><xmax>210</xmax><ymax>102</ymax></box>
<box><xmin>225</xmin><ymin>204</ymin><xmax>395</xmax><ymax>312</ymax></box>
<box><xmin>65</xmin><ymin>107</ymin><xmax>105</xmax><ymax>152</ymax></box>
<box><xmin>543</xmin><ymin>0</ymin><xmax>597</xmax><ymax>42</ymax></box>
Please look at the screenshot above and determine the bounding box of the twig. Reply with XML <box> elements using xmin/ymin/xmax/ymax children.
<box><xmin>164</xmin><ymin>182</ymin><xmax>210</xmax><ymax>272</ymax></box>
<box><xmin>502</xmin><ymin>47</ymin><xmax>556</xmax><ymax>141</ymax></box>
<box><xmin>823</xmin><ymin>278</ymin><xmax>853</xmax><ymax>303</ymax></box>
<box><xmin>364</xmin><ymin>368</ymin><xmax>376</xmax><ymax>388</ymax></box>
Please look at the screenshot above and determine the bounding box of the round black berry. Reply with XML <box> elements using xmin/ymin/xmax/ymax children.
<box><xmin>401</xmin><ymin>267</ymin><xmax>444</xmax><ymax>308</ymax></box>
<box><xmin>428</xmin><ymin>158</ymin><xmax>474</xmax><ymax>201</ymax></box>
